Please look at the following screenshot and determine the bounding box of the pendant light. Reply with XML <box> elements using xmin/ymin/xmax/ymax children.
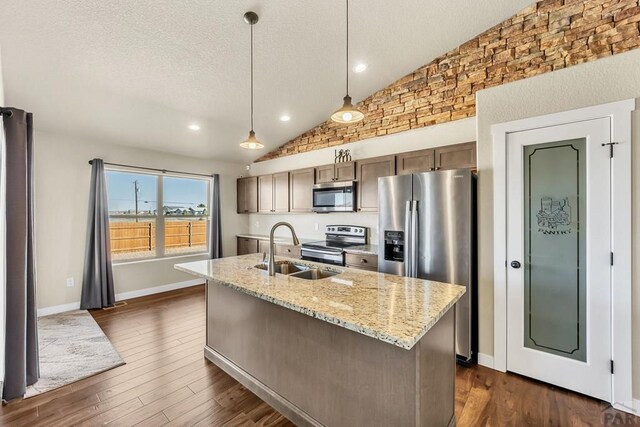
<box><xmin>331</xmin><ymin>0</ymin><xmax>364</xmax><ymax>124</ymax></box>
<box><xmin>240</xmin><ymin>11</ymin><xmax>264</xmax><ymax>150</ymax></box>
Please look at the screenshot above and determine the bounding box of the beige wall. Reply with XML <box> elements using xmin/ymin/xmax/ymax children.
<box><xmin>34</xmin><ymin>130</ymin><xmax>247</xmax><ymax>310</ymax></box>
<box><xmin>476</xmin><ymin>49</ymin><xmax>640</xmax><ymax>398</ymax></box>
<box><xmin>249</xmin><ymin>118</ymin><xmax>476</xmax><ymax>241</ymax></box>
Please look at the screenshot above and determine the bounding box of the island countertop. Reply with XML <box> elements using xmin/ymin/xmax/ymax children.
<box><xmin>175</xmin><ymin>254</ymin><xmax>465</xmax><ymax>350</ymax></box>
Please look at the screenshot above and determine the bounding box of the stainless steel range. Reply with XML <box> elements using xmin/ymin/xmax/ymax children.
<box><xmin>301</xmin><ymin>225</ymin><xmax>367</xmax><ymax>266</ymax></box>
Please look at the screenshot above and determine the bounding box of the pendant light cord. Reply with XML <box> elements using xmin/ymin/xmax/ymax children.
<box><xmin>346</xmin><ymin>0</ymin><xmax>349</xmax><ymax>96</ymax></box>
<box><xmin>250</xmin><ymin>21</ymin><xmax>254</xmax><ymax>132</ymax></box>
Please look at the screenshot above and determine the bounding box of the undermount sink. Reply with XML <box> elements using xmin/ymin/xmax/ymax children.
<box><xmin>254</xmin><ymin>261</ymin><xmax>309</xmax><ymax>275</ymax></box>
<box><xmin>254</xmin><ymin>261</ymin><xmax>341</xmax><ymax>280</ymax></box>
<box><xmin>288</xmin><ymin>269</ymin><xmax>341</xmax><ymax>280</ymax></box>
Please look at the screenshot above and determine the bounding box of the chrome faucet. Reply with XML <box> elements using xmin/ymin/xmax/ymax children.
<box><xmin>268</xmin><ymin>222</ymin><xmax>300</xmax><ymax>276</ymax></box>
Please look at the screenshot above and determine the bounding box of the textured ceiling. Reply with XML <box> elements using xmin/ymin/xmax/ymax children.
<box><xmin>0</xmin><ymin>0</ymin><xmax>532</xmax><ymax>163</ymax></box>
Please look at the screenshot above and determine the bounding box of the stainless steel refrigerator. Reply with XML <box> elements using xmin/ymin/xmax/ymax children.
<box><xmin>378</xmin><ymin>168</ymin><xmax>477</xmax><ymax>364</ymax></box>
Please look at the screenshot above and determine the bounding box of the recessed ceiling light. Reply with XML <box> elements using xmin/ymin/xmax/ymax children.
<box><xmin>353</xmin><ymin>63</ymin><xmax>367</xmax><ymax>73</ymax></box>
<box><xmin>188</xmin><ymin>124</ymin><xmax>201</xmax><ymax>131</ymax></box>
<box><xmin>280</xmin><ymin>115</ymin><xmax>291</xmax><ymax>122</ymax></box>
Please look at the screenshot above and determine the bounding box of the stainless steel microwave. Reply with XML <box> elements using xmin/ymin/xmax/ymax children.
<box><xmin>312</xmin><ymin>181</ymin><xmax>356</xmax><ymax>213</ymax></box>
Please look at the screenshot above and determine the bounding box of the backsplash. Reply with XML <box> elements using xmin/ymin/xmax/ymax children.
<box><xmin>248</xmin><ymin>213</ymin><xmax>379</xmax><ymax>243</ymax></box>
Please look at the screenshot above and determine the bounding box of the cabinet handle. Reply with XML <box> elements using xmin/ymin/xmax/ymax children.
<box><xmin>430</xmin><ymin>167</ymin><xmax>435</xmax><ymax>171</ymax></box>
<box><xmin>361</xmin><ymin>258</ymin><xmax>367</xmax><ymax>263</ymax></box>
<box><xmin>287</xmin><ymin>249</ymin><xmax>292</xmax><ymax>253</ymax></box>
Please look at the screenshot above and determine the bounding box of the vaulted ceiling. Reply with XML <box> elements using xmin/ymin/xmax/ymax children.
<box><xmin>0</xmin><ymin>0</ymin><xmax>532</xmax><ymax>162</ymax></box>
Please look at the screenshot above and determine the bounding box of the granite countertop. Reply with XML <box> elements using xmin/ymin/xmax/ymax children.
<box><xmin>175</xmin><ymin>254</ymin><xmax>465</xmax><ymax>350</ymax></box>
<box><xmin>236</xmin><ymin>234</ymin><xmax>316</xmax><ymax>245</ymax></box>
<box><xmin>343</xmin><ymin>244</ymin><xmax>378</xmax><ymax>256</ymax></box>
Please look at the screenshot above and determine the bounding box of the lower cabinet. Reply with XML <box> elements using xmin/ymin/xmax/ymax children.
<box><xmin>237</xmin><ymin>237</ymin><xmax>259</xmax><ymax>255</ymax></box>
<box><xmin>345</xmin><ymin>253</ymin><xmax>378</xmax><ymax>272</ymax></box>
<box><xmin>274</xmin><ymin>243</ymin><xmax>302</xmax><ymax>258</ymax></box>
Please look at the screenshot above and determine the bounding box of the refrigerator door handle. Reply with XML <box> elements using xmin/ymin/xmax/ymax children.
<box><xmin>404</xmin><ymin>201</ymin><xmax>412</xmax><ymax>277</ymax></box>
<box><xmin>411</xmin><ymin>200</ymin><xmax>419</xmax><ymax>277</ymax></box>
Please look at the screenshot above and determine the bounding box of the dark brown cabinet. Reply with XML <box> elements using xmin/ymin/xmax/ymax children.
<box><xmin>258</xmin><ymin>172</ymin><xmax>290</xmax><ymax>213</ymax></box>
<box><xmin>356</xmin><ymin>155</ymin><xmax>395</xmax><ymax>212</ymax></box>
<box><xmin>345</xmin><ymin>253</ymin><xmax>378</xmax><ymax>272</ymax></box>
<box><xmin>396</xmin><ymin>149</ymin><xmax>435</xmax><ymax>175</ymax></box>
<box><xmin>273</xmin><ymin>172</ymin><xmax>290</xmax><ymax>212</ymax></box>
<box><xmin>274</xmin><ymin>243</ymin><xmax>302</xmax><ymax>258</ymax></box>
<box><xmin>258</xmin><ymin>175</ymin><xmax>274</xmax><ymax>213</ymax></box>
<box><xmin>434</xmin><ymin>142</ymin><xmax>476</xmax><ymax>171</ymax></box>
<box><xmin>237</xmin><ymin>237</ymin><xmax>259</xmax><ymax>255</ymax></box>
<box><xmin>236</xmin><ymin>143</ymin><xmax>476</xmax><ymax>214</ymax></box>
<box><xmin>289</xmin><ymin>168</ymin><xmax>315</xmax><ymax>213</ymax></box>
<box><xmin>237</xmin><ymin>177</ymin><xmax>258</xmax><ymax>214</ymax></box>
<box><xmin>316</xmin><ymin>162</ymin><xmax>356</xmax><ymax>183</ymax></box>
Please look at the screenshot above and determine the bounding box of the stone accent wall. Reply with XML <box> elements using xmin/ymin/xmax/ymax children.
<box><xmin>257</xmin><ymin>0</ymin><xmax>640</xmax><ymax>162</ymax></box>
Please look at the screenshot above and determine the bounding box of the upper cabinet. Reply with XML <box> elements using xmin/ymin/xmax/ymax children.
<box><xmin>273</xmin><ymin>172</ymin><xmax>290</xmax><ymax>212</ymax></box>
<box><xmin>315</xmin><ymin>162</ymin><xmax>356</xmax><ymax>184</ymax></box>
<box><xmin>258</xmin><ymin>174</ymin><xmax>274</xmax><ymax>213</ymax></box>
<box><xmin>396</xmin><ymin>149</ymin><xmax>435</xmax><ymax>175</ymax></box>
<box><xmin>434</xmin><ymin>142</ymin><xmax>476</xmax><ymax>171</ymax></box>
<box><xmin>257</xmin><ymin>172</ymin><xmax>290</xmax><ymax>213</ymax></box>
<box><xmin>237</xmin><ymin>176</ymin><xmax>258</xmax><ymax>214</ymax></box>
<box><xmin>289</xmin><ymin>168</ymin><xmax>315</xmax><ymax>213</ymax></box>
<box><xmin>356</xmin><ymin>155</ymin><xmax>395</xmax><ymax>212</ymax></box>
<box><xmin>237</xmin><ymin>142</ymin><xmax>476</xmax><ymax>214</ymax></box>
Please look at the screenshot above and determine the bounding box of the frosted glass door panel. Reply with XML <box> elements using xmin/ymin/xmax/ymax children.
<box><xmin>523</xmin><ymin>138</ymin><xmax>586</xmax><ymax>362</ymax></box>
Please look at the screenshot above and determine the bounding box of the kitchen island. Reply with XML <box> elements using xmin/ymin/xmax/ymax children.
<box><xmin>175</xmin><ymin>254</ymin><xmax>465</xmax><ymax>427</ymax></box>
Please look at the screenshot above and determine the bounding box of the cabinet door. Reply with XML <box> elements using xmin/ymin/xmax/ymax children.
<box><xmin>315</xmin><ymin>164</ymin><xmax>335</xmax><ymax>184</ymax></box>
<box><xmin>258</xmin><ymin>175</ymin><xmax>274</xmax><ymax>213</ymax></box>
<box><xmin>236</xmin><ymin>178</ymin><xmax>247</xmax><ymax>213</ymax></box>
<box><xmin>237</xmin><ymin>237</ymin><xmax>258</xmax><ymax>255</ymax></box>
<box><xmin>356</xmin><ymin>155</ymin><xmax>395</xmax><ymax>212</ymax></box>
<box><xmin>289</xmin><ymin>168</ymin><xmax>315</xmax><ymax>212</ymax></box>
<box><xmin>273</xmin><ymin>172</ymin><xmax>290</xmax><ymax>213</ymax></box>
<box><xmin>396</xmin><ymin>149</ymin><xmax>435</xmax><ymax>175</ymax></box>
<box><xmin>434</xmin><ymin>142</ymin><xmax>476</xmax><ymax>171</ymax></box>
<box><xmin>335</xmin><ymin>161</ymin><xmax>356</xmax><ymax>181</ymax></box>
<box><xmin>245</xmin><ymin>176</ymin><xmax>259</xmax><ymax>213</ymax></box>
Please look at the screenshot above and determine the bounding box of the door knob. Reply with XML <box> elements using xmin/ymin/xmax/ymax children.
<box><xmin>510</xmin><ymin>260</ymin><xmax>521</xmax><ymax>269</ymax></box>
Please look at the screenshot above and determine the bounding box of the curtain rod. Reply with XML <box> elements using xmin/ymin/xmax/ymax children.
<box><xmin>0</xmin><ymin>108</ymin><xmax>13</xmax><ymax>117</ymax></box>
<box><xmin>88</xmin><ymin>160</ymin><xmax>215</xmax><ymax>178</ymax></box>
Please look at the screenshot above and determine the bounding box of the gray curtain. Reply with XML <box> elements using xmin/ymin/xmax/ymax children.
<box><xmin>80</xmin><ymin>159</ymin><xmax>115</xmax><ymax>309</ymax></box>
<box><xmin>2</xmin><ymin>108</ymin><xmax>39</xmax><ymax>401</ymax></box>
<box><xmin>210</xmin><ymin>174</ymin><xmax>222</xmax><ymax>259</ymax></box>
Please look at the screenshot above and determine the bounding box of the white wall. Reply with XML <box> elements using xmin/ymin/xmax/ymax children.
<box><xmin>34</xmin><ymin>130</ymin><xmax>247</xmax><ymax>310</ymax></box>
<box><xmin>249</xmin><ymin>118</ymin><xmax>476</xmax><ymax>241</ymax></box>
<box><xmin>475</xmin><ymin>49</ymin><xmax>640</xmax><ymax>398</ymax></box>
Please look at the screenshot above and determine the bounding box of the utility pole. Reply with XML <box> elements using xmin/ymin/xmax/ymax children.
<box><xmin>134</xmin><ymin>180</ymin><xmax>140</xmax><ymax>222</ymax></box>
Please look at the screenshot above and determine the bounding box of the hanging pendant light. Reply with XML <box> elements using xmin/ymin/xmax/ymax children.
<box><xmin>240</xmin><ymin>11</ymin><xmax>264</xmax><ymax>150</ymax></box>
<box><xmin>331</xmin><ymin>0</ymin><xmax>364</xmax><ymax>124</ymax></box>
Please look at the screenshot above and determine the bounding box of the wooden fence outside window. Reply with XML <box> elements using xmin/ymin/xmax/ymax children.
<box><xmin>109</xmin><ymin>220</ymin><xmax>207</xmax><ymax>254</ymax></box>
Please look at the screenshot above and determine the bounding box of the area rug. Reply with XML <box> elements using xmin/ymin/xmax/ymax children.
<box><xmin>25</xmin><ymin>310</ymin><xmax>125</xmax><ymax>398</ymax></box>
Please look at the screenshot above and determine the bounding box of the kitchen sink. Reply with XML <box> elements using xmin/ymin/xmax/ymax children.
<box><xmin>254</xmin><ymin>261</ymin><xmax>309</xmax><ymax>275</ymax></box>
<box><xmin>288</xmin><ymin>269</ymin><xmax>341</xmax><ymax>280</ymax></box>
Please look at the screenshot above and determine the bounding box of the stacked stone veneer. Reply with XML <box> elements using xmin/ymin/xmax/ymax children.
<box><xmin>257</xmin><ymin>0</ymin><xmax>640</xmax><ymax>161</ymax></box>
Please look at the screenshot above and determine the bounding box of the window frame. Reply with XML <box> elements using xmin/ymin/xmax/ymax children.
<box><xmin>105</xmin><ymin>165</ymin><xmax>212</xmax><ymax>263</ymax></box>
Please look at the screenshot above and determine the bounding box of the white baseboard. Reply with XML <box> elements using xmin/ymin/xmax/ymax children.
<box><xmin>37</xmin><ymin>279</ymin><xmax>204</xmax><ymax>317</ymax></box>
<box><xmin>37</xmin><ymin>301</ymin><xmax>81</xmax><ymax>317</ymax></box>
<box><xmin>114</xmin><ymin>279</ymin><xmax>203</xmax><ymax>301</ymax></box>
<box><xmin>477</xmin><ymin>352</ymin><xmax>494</xmax><ymax>369</ymax></box>
<box><xmin>612</xmin><ymin>399</ymin><xmax>640</xmax><ymax>415</ymax></box>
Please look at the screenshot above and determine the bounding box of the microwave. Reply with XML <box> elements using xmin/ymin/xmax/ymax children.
<box><xmin>312</xmin><ymin>181</ymin><xmax>356</xmax><ymax>213</ymax></box>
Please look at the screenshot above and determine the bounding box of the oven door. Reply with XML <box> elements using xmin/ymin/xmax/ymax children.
<box><xmin>312</xmin><ymin>181</ymin><xmax>355</xmax><ymax>213</ymax></box>
<box><xmin>300</xmin><ymin>248</ymin><xmax>345</xmax><ymax>266</ymax></box>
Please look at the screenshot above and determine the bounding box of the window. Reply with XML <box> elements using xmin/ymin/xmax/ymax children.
<box><xmin>106</xmin><ymin>169</ymin><xmax>211</xmax><ymax>261</ymax></box>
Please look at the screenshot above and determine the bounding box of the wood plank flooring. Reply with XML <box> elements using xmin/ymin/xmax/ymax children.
<box><xmin>1</xmin><ymin>285</ymin><xmax>634</xmax><ymax>426</ymax></box>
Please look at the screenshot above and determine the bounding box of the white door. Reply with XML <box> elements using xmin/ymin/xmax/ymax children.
<box><xmin>506</xmin><ymin>118</ymin><xmax>612</xmax><ymax>401</ymax></box>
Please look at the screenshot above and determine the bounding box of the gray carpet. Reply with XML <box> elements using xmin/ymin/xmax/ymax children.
<box><xmin>25</xmin><ymin>310</ymin><xmax>125</xmax><ymax>398</ymax></box>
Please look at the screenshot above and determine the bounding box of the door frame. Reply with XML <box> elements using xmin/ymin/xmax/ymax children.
<box><xmin>492</xmin><ymin>99</ymin><xmax>635</xmax><ymax>412</ymax></box>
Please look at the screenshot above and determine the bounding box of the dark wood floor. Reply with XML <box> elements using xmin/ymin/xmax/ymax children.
<box><xmin>0</xmin><ymin>285</ymin><xmax>633</xmax><ymax>426</ymax></box>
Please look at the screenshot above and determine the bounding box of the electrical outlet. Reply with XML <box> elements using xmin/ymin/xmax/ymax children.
<box><xmin>66</xmin><ymin>277</ymin><xmax>75</xmax><ymax>288</ymax></box>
